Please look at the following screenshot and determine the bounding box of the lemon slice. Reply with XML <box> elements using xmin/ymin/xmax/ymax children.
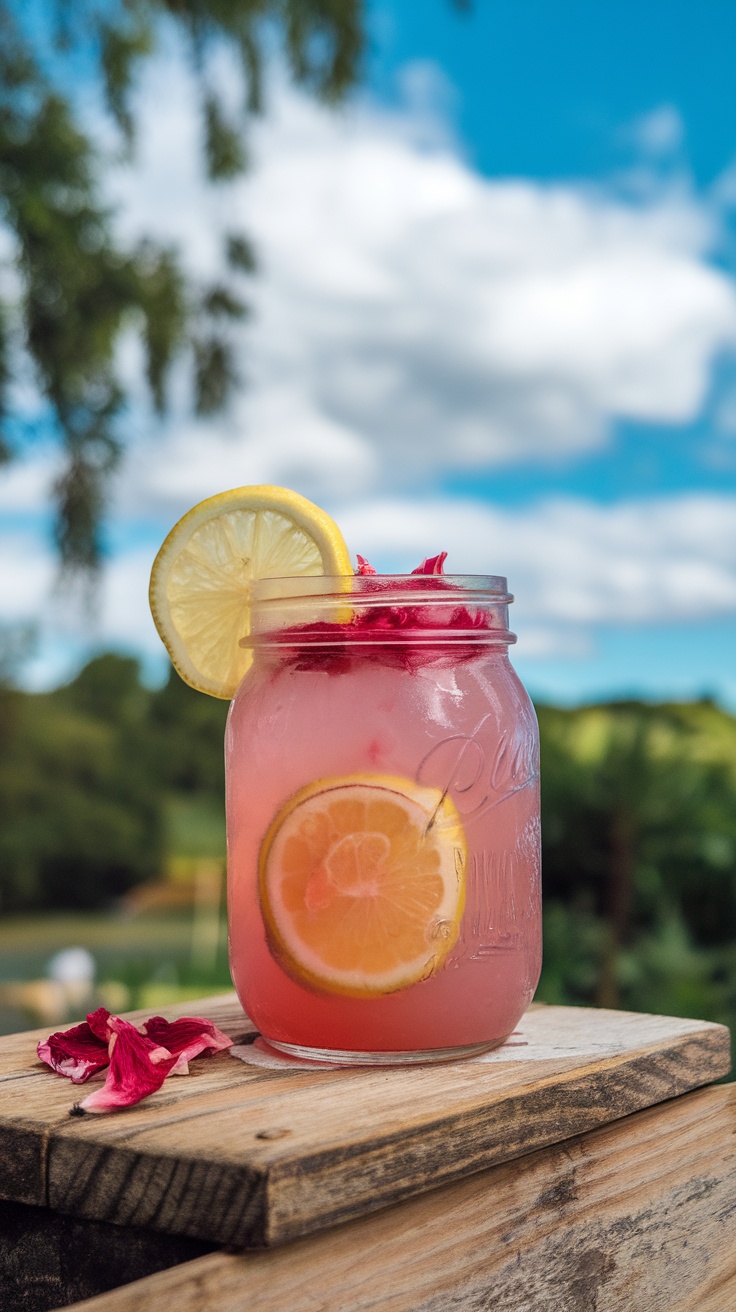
<box><xmin>259</xmin><ymin>773</ymin><xmax>467</xmax><ymax>997</ymax></box>
<box><xmin>149</xmin><ymin>485</ymin><xmax>352</xmax><ymax>699</ymax></box>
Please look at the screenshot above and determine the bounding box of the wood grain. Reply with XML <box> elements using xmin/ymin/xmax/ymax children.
<box><xmin>60</xmin><ymin>1084</ymin><xmax>736</xmax><ymax>1312</ymax></box>
<box><xmin>0</xmin><ymin>993</ymin><xmax>730</xmax><ymax>1249</ymax></box>
<box><xmin>0</xmin><ymin>995</ymin><xmax>255</xmax><ymax>1209</ymax></box>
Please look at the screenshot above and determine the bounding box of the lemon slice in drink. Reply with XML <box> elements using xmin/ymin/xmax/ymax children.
<box><xmin>259</xmin><ymin>773</ymin><xmax>467</xmax><ymax>997</ymax></box>
<box><xmin>149</xmin><ymin>485</ymin><xmax>352</xmax><ymax>699</ymax></box>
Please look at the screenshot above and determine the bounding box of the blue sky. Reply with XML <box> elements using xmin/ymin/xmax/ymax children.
<box><xmin>362</xmin><ymin>0</ymin><xmax>736</xmax><ymax>704</ymax></box>
<box><xmin>1</xmin><ymin>0</ymin><xmax>735</xmax><ymax>706</ymax></box>
<box><xmin>365</xmin><ymin>0</ymin><xmax>736</xmax><ymax>501</ymax></box>
<box><xmin>370</xmin><ymin>0</ymin><xmax>736</xmax><ymax>188</ymax></box>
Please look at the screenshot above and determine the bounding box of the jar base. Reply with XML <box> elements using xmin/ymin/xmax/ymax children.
<box><xmin>264</xmin><ymin>1036</ymin><xmax>510</xmax><ymax>1066</ymax></box>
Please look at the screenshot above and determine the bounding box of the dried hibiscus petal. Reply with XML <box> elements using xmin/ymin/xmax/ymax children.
<box><xmin>411</xmin><ymin>552</ymin><xmax>447</xmax><ymax>576</ymax></box>
<box><xmin>37</xmin><ymin>1019</ymin><xmax>109</xmax><ymax>1085</ymax></box>
<box><xmin>39</xmin><ymin>1009</ymin><xmax>236</xmax><ymax>1114</ymax></box>
<box><xmin>140</xmin><ymin>1015</ymin><xmax>233</xmax><ymax>1074</ymax></box>
<box><xmin>86</xmin><ymin>1006</ymin><xmax>112</xmax><ymax>1041</ymax></box>
<box><xmin>356</xmin><ymin>553</ymin><xmax>447</xmax><ymax>578</ymax></box>
<box><xmin>72</xmin><ymin>1016</ymin><xmax>177</xmax><ymax>1115</ymax></box>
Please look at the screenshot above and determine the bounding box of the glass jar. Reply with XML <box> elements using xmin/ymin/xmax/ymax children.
<box><xmin>226</xmin><ymin>574</ymin><xmax>541</xmax><ymax>1064</ymax></box>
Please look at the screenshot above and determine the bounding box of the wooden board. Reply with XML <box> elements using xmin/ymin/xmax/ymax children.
<box><xmin>0</xmin><ymin>993</ymin><xmax>729</xmax><ymax>1249</ymax></box>
<box><xmin>0</xmin><ymin>995</ymin><xmax>256</xmax><ymax>1210</ymax></box>
<box><xmin>61</xmin><ymin>1084</ymin><xmax>736</xmax><ymax>1312</ymax></box>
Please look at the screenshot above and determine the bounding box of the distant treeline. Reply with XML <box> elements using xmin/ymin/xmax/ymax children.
<box><xmin>1</xmin><ymin>654</ymin><xmax>735</xmax><ymax>1024</ymax></box>
<box><xmin>0</xmin><ymin>655</ymin><xmax>228</xmax><ymax>911</ymax></box>
<box><xmin>538</xmin><ymin>699</ymin><xmax>736</xmax><ymax>1023</ymax></box>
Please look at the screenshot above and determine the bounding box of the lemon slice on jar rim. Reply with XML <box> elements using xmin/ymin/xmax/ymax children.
<box><xmin>259</xmin><ymin>772</ymin><xmax>467</xmax><ymax>997</ymax></box>
<box><xmin>149</xmin><ymin>484</ymin><xmax>353</xmax><ymax>700</ymax></box>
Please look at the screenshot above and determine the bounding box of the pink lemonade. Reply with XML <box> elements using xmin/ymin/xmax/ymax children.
<box><xmin>226</xmin><ymin>574</ymin><xmax>541</xmax><ymax>1062</ymax></box>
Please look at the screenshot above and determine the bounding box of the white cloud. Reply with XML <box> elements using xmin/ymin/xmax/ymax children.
<box><xmin>625</xmin><ymin>105</ymin><xmax>685</xmax><ymax>158</ymax></box>
<box><xmin>0</xmin><ymin>530</ymin><xmax>54</xmax><ymax>621</ymax></box>
<box><xmin>0</xmin><ymin>530</ymin><xmax>164</xmax><ymax>687</ymax></box>
<box><xmin>335</xmin><ymin>491</ymin><xmax>736</xmax><ymax>648</ymax></box>
<box><xmin>122</xmin><ymin>390</ymin><xmax>377</xmax><ymax>516</ymax></box>
<box><xmin>3</xmin><ymin>53</ymin><xmax>736</xmax><ymax>691</ymax></box>
<box><xmin>100</xmin><ymin>54</ymin><xmax>736</xmax><ymax>517</ymax></box>
<box><xmin>3</xmin><ymin>490</ymin><xmax>735</xmax><ymax>684</ymax></box>
<box><xmin>0</xmin><ymin>450</ymin><xmax>59</xmax><ymax>514</ymax></box>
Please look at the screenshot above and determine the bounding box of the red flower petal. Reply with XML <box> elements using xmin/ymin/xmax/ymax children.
<box><xmin>140</xmin><ymin>1016</ymin><xmax>233</xmax><ymax>1074</ymax></box>
<box><xmin>86</xmin><ymin>1006</ymin><xmax>112</xmax><ymax>1041</ymax></box>
<box><xmin>411</xmin><ymin>552</ymin><xmax>447</xmax><ymax>576</ymax></box>
<box><xmin>272</xmin><ymin>548</ymin><xmax>494</xmax><ymax>674</ymax></box>
<box><xmin>72</xmin><ymin>1017</ymin><xmax>176</xmax><ymax>1115</ymax></box>
<box><xmin>39</xmin><ymin>1009</ymin><xmax>236</xmax><ymax>1114</ymax></box>
<box><xmin>37</xmin><ymin>1020</ymin><xmax>110</xmax><ymax>1085</ymax></box>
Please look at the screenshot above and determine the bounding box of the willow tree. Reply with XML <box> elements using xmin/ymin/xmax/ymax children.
<box><xmin>0</xmin><ymin>1</ymin><xmax>363</xmax><ymax>574</ymax></box>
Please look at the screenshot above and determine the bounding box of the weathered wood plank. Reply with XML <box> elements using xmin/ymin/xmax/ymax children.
<box><xmin>46</xmin><ymin>1004</ymin><xmax>730</xmax><ymax>1246</ymax></box>
<box><xmin>0</xmin><ymin>1198</ymin><xmax>215</xmax><ymax>1312</ymax></box>
<box><xmin>59</xmin><ymin>1084</ymin><xmax>736</xmax><ymax>1312</ymax></box>
<box><xmin>0</xmin><ymin>994</ymin><xmax>729</xmax><ymax>1249</ymax></box>
<box><xmin>0</xmin><ymin>995</ymin><xmax>255</xmax><ymax>1210</ymax></box>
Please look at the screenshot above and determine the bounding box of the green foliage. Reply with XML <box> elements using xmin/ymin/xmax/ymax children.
<box><xmin>99</xmin><ymin>18</ymin><xmax>154</xmax><ymax>145</ymax></box>
<box><xmin>536</xmin><ymin>699</ymin><xmax>736</xmax><ymax>1031</ymax></box>
<box><xmin>226</xmin><ymin>232</ymin><xmax>256</xmax><ymax>273</ymax></box>
<box><xmin>0</xmin><ymin>653</ymin><xmax>228</xmax><ymax>912</ymax></box>
<box><xmin>204</xmin><ymin>94</ymin><xmax>247</xmax><ymax>179</ymax></box>
<box><xmin>166</xmin><ymin>794</ymin><xmax>226</xmax><ymax>859</ymax></box>
<box><xmin>148</xmin><ymin>663</ymin><xmax>228</xmax><ymax>794</ymax></box>
<box><xmin>0</xmin><ymin>655</ymin><xmax>156</xmax><ymax>910</ymax></box>
<box><xmin>0</xmin><ymin>0</ymin><xmax>364</xmax><ymax>574</ymax></box>
<box><xmin>193</xmin><ymin>331</ymin><xmax>239</xmax><ymax>414</ymax></box>
<box><xmin>137</xmin><ymin>244</ymin><xmax>188</xmax><ymax>414</ymax></box>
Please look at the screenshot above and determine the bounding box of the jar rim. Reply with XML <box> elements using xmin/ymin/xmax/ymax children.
<box><xmin>251</xmin><ymin>573</ymin><xmax>513</xmax><ymax>603</ymax></box>
<box><xmin>244</xmin><ymin>573</ymin><xmax>516</xmax><ymax>652</ymax></box>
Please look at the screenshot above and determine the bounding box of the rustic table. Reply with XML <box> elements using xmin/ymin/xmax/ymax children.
<box><xmin>1</xmin><ymin>994</ymin><xmax>733</xmax><ymax>1311</ymax></box>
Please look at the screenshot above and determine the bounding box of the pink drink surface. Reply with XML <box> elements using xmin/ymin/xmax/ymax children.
<box><xmin>226</xmin><ymin>647</ymin><xmax>541</xmax><ymax>1053</ymax></box>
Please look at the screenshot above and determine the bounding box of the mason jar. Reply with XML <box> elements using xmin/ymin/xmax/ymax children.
<box><xmin>226</xmin><ymin>573</ymin><xmax>541</xmax><ymax>1064</ymax></box>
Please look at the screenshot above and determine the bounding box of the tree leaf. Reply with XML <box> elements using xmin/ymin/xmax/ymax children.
<box><xmin>99</xmin><ymin>17</ymin><xmax>154</xmax><ymax>144</ymax></box>
<box><xmin>202</xmin><ymin>284</ymin><xmax>248</xmax><ymax>320</ymax></box>
<box><xmin>0</xmin><ymin>0</ymin><xmax>365</xmax><ymax>574</ymax></box>
<box><xmin>225</xmin><ymin>232</ymin><xmax>256</xmax><ymax>273</ymax></box>
<box><xmin>193</xmin><ymin>334</ymin><xmax>238</xmax><ymax>414</ymax></box>
<box><xmin>204</xmin><ymin>95</ymin><xmax>246</xmax><ymax>180</ymax></box>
